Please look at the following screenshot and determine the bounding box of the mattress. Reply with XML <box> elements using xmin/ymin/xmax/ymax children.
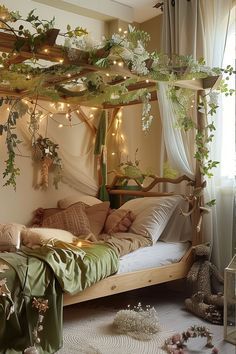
<box><xmin>117</xmin><ymin>241</ymin><xmax>191</xmax><ymax>274</ymax></box>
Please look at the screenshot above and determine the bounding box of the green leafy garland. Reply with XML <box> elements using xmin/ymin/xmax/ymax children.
<box><xmin>0</xmin><ymin>7</ymin><xmax>235</xmax><ymax>189</ymax></box>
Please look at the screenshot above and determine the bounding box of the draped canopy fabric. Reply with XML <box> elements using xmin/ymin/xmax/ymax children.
<box><xmin>18</xmin><ymin>102</ymin><xmax>99</xmax><ymax>196</ymax></box>
<box><xmin>157</xmin><ymin>83</ymin><xmax>195</xmax><ymax>180</ymax></box>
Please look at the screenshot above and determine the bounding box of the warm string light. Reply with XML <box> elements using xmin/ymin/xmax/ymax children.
<box><xmin>110</xmin><ymin>110</ymin><xmax>126</xmax><ymax>160</ymax></box>
<box><xmin>12</xmin><ymin>99</ymin><xmax>97</xmax><ymax>129</ymax></box>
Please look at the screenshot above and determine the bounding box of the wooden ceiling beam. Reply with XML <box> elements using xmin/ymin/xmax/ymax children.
<box><xmin>75</xmin><ymin>107</ymin><xmax>97</xmax><ymax>135</ymax></box>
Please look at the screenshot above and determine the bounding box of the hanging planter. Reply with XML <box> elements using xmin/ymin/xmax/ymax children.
<box><xmin>33</xmin><ymin>136</ymin><xmax>62</xmax><ymax>190</ymax></box>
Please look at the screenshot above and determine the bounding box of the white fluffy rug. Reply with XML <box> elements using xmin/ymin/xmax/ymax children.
<box><xmin>58</xmin><ymin>309</ymin><xmax>172</xmax><ymax>354</ymax></box>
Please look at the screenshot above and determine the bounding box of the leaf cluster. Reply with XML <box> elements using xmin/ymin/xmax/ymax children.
<box><xmin>0</xmin><ymin>98</ymin><xmax>23</xmax><ymax>189</ymax></box>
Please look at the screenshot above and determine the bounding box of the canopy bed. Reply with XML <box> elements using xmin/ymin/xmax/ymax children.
<box><xmin>0</xmin><ymin>6</ymin><xmax>225</xmax><ymax>353</ymax></box>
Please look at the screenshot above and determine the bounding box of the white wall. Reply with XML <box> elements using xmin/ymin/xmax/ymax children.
<box><xmin>0</xmin><ymin>1</ymin><xmax>163</xmax><ymax>223</ymax></box>
<box><xmin>0</xmin><ymin>0</ymin><xmax>106</xmax><ymax>224</ymax></box>
<box><xmin>107</xmin><ymin>15</ymin><xmax>163</xmax><ymax>179</ymax></box>
<box><xmin>0</xmin><ymin>0</ymin><xmax>106</xmax><ymax>42</ymax></box>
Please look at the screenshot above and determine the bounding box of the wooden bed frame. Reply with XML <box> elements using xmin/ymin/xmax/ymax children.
<box><xmin>63</xmin><ymin>174</ymin><xmax>203</xmax><ymax>306</ymax></box>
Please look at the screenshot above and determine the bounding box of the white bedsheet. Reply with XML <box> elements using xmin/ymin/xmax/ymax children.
<box><xmin>117</xmin><ymin>241</ymin><xmax>190</xmax><ymax>274</ymax></box>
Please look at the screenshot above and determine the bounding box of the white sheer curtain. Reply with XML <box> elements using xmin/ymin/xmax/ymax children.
<box><xmin>160</xmin><ymin>0</ymin><xmax>234</xmax><ymax>271</ymax></box>
<box><xmin>205</xmin><ymin>3</ymin><xmax>235</xmax><ymax>271</ymax></box>
<box><xmin>157</xmin><ymin>83</ymin><xmax>195</xmax><ymax>179</ymax></box>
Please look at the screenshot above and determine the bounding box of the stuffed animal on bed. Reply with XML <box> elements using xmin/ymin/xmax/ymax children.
<box><xmin>185</xmin><ymin>243</ymin><xmax>224</xmax><ymax>324</ymax></box>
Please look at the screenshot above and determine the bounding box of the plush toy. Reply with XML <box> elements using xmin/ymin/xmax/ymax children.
<box><xmin>185</xmin><ymin>243</ymin><xmax>224</xmax><ymax>324</ymax></box>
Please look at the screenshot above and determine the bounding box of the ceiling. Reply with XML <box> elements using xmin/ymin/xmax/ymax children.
<box><xmin>34</xmin><ymin>0</ymin><xmax>161</xmax><ymax>23</ymax></box>
<box><xmin>110</xmin><ymin>0</ymin><xmax>160</xmax><ymax>22</ymax></box>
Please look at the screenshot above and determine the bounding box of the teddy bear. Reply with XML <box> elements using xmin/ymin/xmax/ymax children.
<box><xmin>185</xmin><ymin>243</ymin><xmax>224</xmax><ymax>324</ymax></box>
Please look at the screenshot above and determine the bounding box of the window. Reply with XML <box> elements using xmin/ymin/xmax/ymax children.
<box><xmin>221</xmin><ymin>6</ymin><xmax>236</xmax><ymax>178</ymax></box>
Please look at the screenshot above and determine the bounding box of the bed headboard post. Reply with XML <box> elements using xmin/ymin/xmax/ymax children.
<box><xmin>191</xmin><ymin>89</ymin><xmax>206</xmax><ymax>246</ymax></box>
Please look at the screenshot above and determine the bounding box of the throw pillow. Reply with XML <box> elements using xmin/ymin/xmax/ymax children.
<box><xmin>120</xmin><ymin>196</ymin><xmax>183</xmax><ymax>244</ymax></box>
<box><xmin>0</xmin><ymin>223</ymin><xmax>24</xmax><ymax>251</ymax></box>
<box><xmin>104</xmin><ymin>209</ymin><xmax>135</xmax><ymax>235</ymax></box>
<box><xmin>21</xmin><ymin>227</ymin><xmax>76</xmax><ymax>248</ymax></box>
<box><xmin>58</xmin><ymin>195</ymin><xmax>102</xmax><ymax>209</ymax></box>
<box><xmin>42</xmin><ymin>202</ymin><xmax>91</xmax><ymax>236</ymax></box>
<box><xmin>29</xmin><ymin>207</ymin><xmax>61</xmax><ymax>227</ymax></box>
<box><xmin>85</xmin><ymin>201</ymin><xmax>110</xmax><ymax>236</ymax></box>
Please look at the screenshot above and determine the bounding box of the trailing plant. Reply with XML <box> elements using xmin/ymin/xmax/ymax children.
<box><xmin>0</xmin><ymin>8</ymin><xmax>87</xmax><ymax>54</ymax></box>
<box><xmin>0</xmin><ymin>98</ymin><xmax>27</xmax><ymax>189</ymax></box>
<box><xmin>167</xmin><ymin>62</ymin><xmax>235</xmax><ymax>183</ymax></box>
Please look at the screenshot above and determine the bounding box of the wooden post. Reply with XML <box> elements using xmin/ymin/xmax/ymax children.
<box><xmin>191</xmin><ymin>89</ymin><xmax>205</xmax><ymax>245</ymax></box>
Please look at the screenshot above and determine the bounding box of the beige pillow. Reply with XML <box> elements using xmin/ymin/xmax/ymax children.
<box><xmin>21</xmin><ymin>228</ymin><xmax>76</xmax><ymax>248</ymax></box>
<box><xmin>0</xmin><ymin>223</ymin><xmax>24</xmax><ymax>251</ymax></box>
<box><xmin>58</xmin><ymin>195</ymin><xmax>102</xmax><ymax>209</ymax></box>
<box><xmin>42</xmin><ymin>202</ymin><xmax>91</xmax><ymax>236</ymax></box>
<box><xmin>104</xmin><ymin>209</ymin><xmax>135</xmax><ymax>235</ymax></box>
<box><xmin>120</xmin><ymin>196</ymin><xmax>183</xmax><ymax>244</ymax></box>
<box><xmin>85</xmin><ymin>201</ymin><xmax>110</xmax><ymax>236</ymax></box>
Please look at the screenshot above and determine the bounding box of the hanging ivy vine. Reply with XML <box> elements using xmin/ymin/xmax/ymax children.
<box><xmin>0</xmin><ymin>98</ymin><xmax>27</xmax><ymax>189</ymax></box>
<box><xmin>167</xmin><ymin>64</ymin><xmax>235</xmax><ymax>205</ymax></box>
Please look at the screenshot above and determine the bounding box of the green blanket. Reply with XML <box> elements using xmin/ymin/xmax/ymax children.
<box><xmin>0</xmin><ymin>241</ymin><xmax>119</xmax><ymax>353</ymax></box>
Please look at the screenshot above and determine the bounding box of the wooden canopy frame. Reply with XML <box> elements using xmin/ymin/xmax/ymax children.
<box><xmin>0</xmin><ymin>29</ymin><xmax>220</xmax><ymax>306</ymax></box>
<box><xmin>0</xmin><ymin>31</ymin><xmax>220</xmax><ymax>108</ymax></box>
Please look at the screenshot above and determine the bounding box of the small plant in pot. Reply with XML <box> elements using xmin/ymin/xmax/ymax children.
<box><xmin>118</xmin><ymin>148</ymin><xmax>146</xmax><ymax>186</ymax></box>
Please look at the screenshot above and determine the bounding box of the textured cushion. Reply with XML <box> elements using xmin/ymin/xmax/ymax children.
<box><xmin>42</xmin><ymin>202</ymin><xmax>91</xmax><ymax>236</ymax></box>
<box><xmin>58</xmin><ymin>195</ymin><xmax>102</xmax><ymax>209</ymax></box>
<box><xmin>21</xmin><ymin>228</ymin><xmax>76</xmax><ymax>248</ymax></box>
<box><xmin>85</xmin><ymin>201</ymin><xmax>110</xmax><ymax>236</ymax></box>
<box><xmin>30</xmin><ymin>207</ymin><xmax>61</xmax><ymax>227</ymax></box>
<box><xmin>0</xmin><ymin>223</ymin><xmax>24</xmax><ymax>251</ymax></box>
<box><xmin>104</xmin><ymin>209</ymin><xmax>135</xmax><ymax>234</ymax></box>
<box><xmin>120</xmin><ymin>196</ymin><xmax>183</xmax><ymax>244</ymax></box>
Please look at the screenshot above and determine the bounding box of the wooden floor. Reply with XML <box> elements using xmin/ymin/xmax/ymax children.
<box><xmin>63</xmin><ymin>282</ymin><xmax>235</xmax><ymax>353</ymax></box>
